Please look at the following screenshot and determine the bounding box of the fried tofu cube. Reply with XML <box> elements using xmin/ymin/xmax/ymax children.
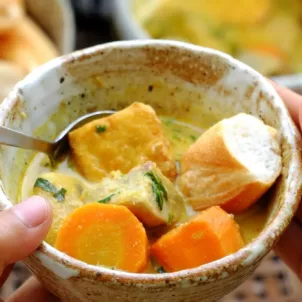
<box><xmin>83</xmin><ymin>162</ymin><xmax>186</xmax><ymax>227</ymax></box>
<box><xmin>68</xmin><ymin>102</ymin><xmax>176</xmax><ymax>182</ymax></box>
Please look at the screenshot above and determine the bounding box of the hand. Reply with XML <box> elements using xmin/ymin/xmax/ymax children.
<box><xmin>1</xmin><ymin>83</ymin><xmax>301</xmax><ymax>301</ymax></box>
<box><xmin>270</xmin><ymin>81</ymin><xmax>302</xmax><ymax>282</ymax></box>
<box><xmin>0</xmin><ymin>196</ymin><xmax>59</xmax><ymax>301</ymax></box>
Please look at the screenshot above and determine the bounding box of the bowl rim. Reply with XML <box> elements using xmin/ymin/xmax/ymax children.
<box><xmin>2</xmin><ymin>39</ymin><xmax>302</xmax><ymax>285</ymax></box>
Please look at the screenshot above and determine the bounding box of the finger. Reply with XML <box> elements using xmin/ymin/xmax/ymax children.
<box><xmin>275</xmin><ymin>219</ymin><xmax>302</xmax><ymax>281</ymax></box>
<box><xmin>6</xmin><ymin>277</ymin><xmax>60</xmax><ymax>302</ymax></box>
<box><xmin>268</xmin><ymin>79</ymin><xmax>302</xmax><ymax>127</ymax></box>
<box><xmin>0</xmin><ymin>264</ymin><xmax>13</xmax><ymax>287</ymax></box>
<box><xmin>0</xmin><ymin>196</ymin><xmax>52</xmax><ymax>272</ymax></box>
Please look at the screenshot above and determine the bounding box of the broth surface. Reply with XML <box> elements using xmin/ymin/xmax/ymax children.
<box><xmin>20</xmin><ymin>115</ymin><xmax>268</xmax><ymax>260</ymax></box>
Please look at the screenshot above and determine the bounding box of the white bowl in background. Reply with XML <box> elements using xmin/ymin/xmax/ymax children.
<box><xmin>111</xmin><ymin>0</ymin><xmax>147</xmax><ymax>40</ymax></box>
<box><xmin>110</xmin><ymin>0</ymin><xmax>302</xmax><ymax>93</ymax></box>
<box><xmin>26</xmin><ymin>0</ymin><xmax>76</xmax><ymax>54</ymax></box>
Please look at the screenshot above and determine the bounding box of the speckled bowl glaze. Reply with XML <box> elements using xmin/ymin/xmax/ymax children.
<box><xmin>0</xmin><ymin>40</ymin><xmax>301</xmax><ymax>302</ymax></box>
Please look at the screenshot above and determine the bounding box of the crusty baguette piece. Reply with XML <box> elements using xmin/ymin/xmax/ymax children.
<box><xmin>179</xmin><ymin>113</ymin><xmax>282</xmax><ymax>213</ymax></box>
<box><xmin>0</xmin><ymin>16</ymin><xmax>58</xmax><ymax>72</ymax></box>
<box><xmin>0</xmin><ymin>60</ymin><xmax>26</xmax><ymax>101</ymax></box>
<box><xmin>0</xmin><ymin>0</ymin><xmax>24</xmax><ymax>33</ymax></box>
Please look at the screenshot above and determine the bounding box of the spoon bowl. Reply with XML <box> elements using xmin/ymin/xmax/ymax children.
<box><xmin>0</xmin><ymin>110</ymin><xmax>115</xmax><ymax>165</ymax></box>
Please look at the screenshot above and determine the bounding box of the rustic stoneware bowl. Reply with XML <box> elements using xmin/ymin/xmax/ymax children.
<box><xmin>0</xmin><ymin>40</ymin><xmax>301</xmax><ymax>302</ymax></box>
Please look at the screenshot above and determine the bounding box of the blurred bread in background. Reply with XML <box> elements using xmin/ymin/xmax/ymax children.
<box><xmin>0</xmin><ymin>0</ymin><xmax>24</xmax><ymax>33</ymax></box>
<box><xmin>0</xmin><ymin>0</ymin><xmax>75</xmax><ymax>102</ymax></box>
<box><xmin>0</xmin><ymin>16</ymin><xmax>59</xmax><ymax>73</ymax></box>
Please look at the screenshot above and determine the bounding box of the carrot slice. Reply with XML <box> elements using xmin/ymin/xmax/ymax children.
<box><xmin>55</xmin><ymin>203</ymin><xmax>148</xmax><ymax>273</ymax></box>
<box><xmin>150</xmin><ymin>206</ymin><xmax>244</xmax><ymax>272</ymax></box>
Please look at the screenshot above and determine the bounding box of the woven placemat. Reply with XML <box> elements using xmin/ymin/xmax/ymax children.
<box><xmin>223</xmin><ymin>252</ymin><xmax>302</xmax><ymax>302</ymax></box>
<box><xmin>0</xmin><ymin>252</ymin><xmax>301</xmax><ymax>301</ymax></box>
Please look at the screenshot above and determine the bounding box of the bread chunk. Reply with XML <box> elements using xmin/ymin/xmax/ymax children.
<box><xmin>179</xmin><ymin>113</ymin><xmax>282</xmax><ymax>213</ymax></box>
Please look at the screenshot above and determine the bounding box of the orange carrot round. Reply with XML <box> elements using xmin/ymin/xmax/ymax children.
<box><xmin>55</xmin><ymin>203</ymin><xmax>148</xmax><ymax>273</ymax></box>
<box><xmin>150</xmin><ymin>206</ymin><xmax>244</xmax><ymax>272</ymax></box>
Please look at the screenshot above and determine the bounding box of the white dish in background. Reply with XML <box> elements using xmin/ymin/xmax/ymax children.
<box><xmin>26</xmin><ymin>0</ymin><xmax>76</xmax><ymax>54</ymax></box>
<box><xmin>111</xmin><ymin>0</ymin><xmax>148</xmax><ymax>40</ymax></box>
<box><xmin>110</xmin><ymin>0</ymin><xmax>302</xmax><ymax>93</ymax></box>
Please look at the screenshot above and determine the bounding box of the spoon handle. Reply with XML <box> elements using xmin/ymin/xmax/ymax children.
<box><xmin>0</xmin><ymin>126</ymin><xmax>53</xmax><ymax>154</ymax></box>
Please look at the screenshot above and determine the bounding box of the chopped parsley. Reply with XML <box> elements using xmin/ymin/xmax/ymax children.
<box><xmin>95</xmin><ymin>125</ymin><xmax>106</xmax><ymax>133</ymax></box>
<box><xmin>98</xmin><ymin>193</ymin><xmax>115</xmax><ymax>204</ymax></box>
<box><xmin>190</xmin><ymin>135</ymin><xmax>197</xmax><ymax>142</ymax></box>
<box><xmin>53</xmin><ymin>188</ymin><xmax>67</xmax><ymax>202</ymax></box>
<box><xmin>172</xmin><ymin>134</ymin><xmax>181</xmax><ymax>141</ymax></box>
<box><xmin>212</xmin><ymin>27</ymin><xmax>226</xmax><ymax>39</ymax></box>
<box><xmin>34</xmin><ymin>178</ymin><xmax>57</xmax><ymax>194</ymax></box>
<box><xmin>157</xmin><ymin>266</ymin><xmax>166</xmax><ymax>274</ymax></box>
<box><xmin>163</xmin><ymin>118</ymin><xmax>175</xmax><ymax>126</ymax></box>
<box><xmin>168</xmin><ymin>213</ymin><xmax>173</xmax><ymax>225</ymax></box>
<box><xmin>145</xmin><ymin>172</ymin><xmax>168</xmax><ymax>211</ymax></box>
<box><xmin>67</xmin><ymin>157</ymin><xmax>76</xmax><ymax>169</ymax></box>
<box><xmin>34</xmin><ymin>178</ymin><xmax>66</xmax><ymax>202</ymax></box>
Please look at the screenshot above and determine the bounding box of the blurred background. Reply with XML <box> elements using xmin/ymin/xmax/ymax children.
<box><xmin>0</xmin><ymin>0</ymin><xmax>302</xmax><ymax>301</ymax></box>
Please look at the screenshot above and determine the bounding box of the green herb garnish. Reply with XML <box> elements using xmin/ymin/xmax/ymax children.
<box><xmin>67</xmin><ymin>156</ymin><xmax>76</xmax><ymax>169</ymax></box>
<box><xmin>163</xmin><ymin>118</ymin><xmax>175</xmax><ymax>126</ymax></box>
<box><xmin>172</xmin><ymin>134</ymin><xmax>181</xmax><ymax>141</ymax></box>
<box><xmin>151</xmin><ymin>182</ymin><xmax>163</xmax><ymax>211</ymax></box>
<box><xmin>53</xmin><ymin>188</ymin><xmax>67</xmax><ymax>202</ymax></box>
<box><xmin>34</xmin><ymin>178</ymin><xmax>67</xmax><ymax>202</ymax></box>
<box><xmin>95</xmin><ymin>125</ymin><xmax>106</xmax><ymax>133</ymax></box>
<box><xmin>145</xmin><ymin>172</ymin><xmax>168</xmax><ymax>211</ymax></box>
<box><xmin>168</xmin><ymin>213</ymin><xmax>173</xmax><ymax>225</ymax></box>
<box><xmin>212</xmin><ymin>27</ymin><xmax>226</xmax><ymax>39</ymax></box>
<box><xmin>98</xmin><ymin>193</ymin><xmax>115</xmax><ymax>204</ymax></box>
<box><xmin>34</xmin><ymin>178</ymin><xmax>57</xmax><ymax>194</ymax></box>
<box><xmin>157</xmin><ymin>266</ymin><xmax>166</xmax><ymax>274</ymax></box>
<box><xmin>190</xmin><ymin>135</ymin><xmax>197</xmax><ymax>142</ymax></box>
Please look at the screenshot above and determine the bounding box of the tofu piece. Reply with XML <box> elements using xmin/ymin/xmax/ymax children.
<box><xmin>83</xmin><ymin>162</ymin><xmax>186</xmax><ymax>227</ymax></box>
<box><xmin>68</xmin><ymin>102</ymin><xmax>176</xmax><ymax>182</ymax></box>
<box><xmin>33</xmin><ymin>172</ymin><xmax>86</xmax><ymax>245</ymax></box>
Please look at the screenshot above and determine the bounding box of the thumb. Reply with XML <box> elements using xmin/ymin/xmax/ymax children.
<box><xmin>299</xmin><ymin>103</ymin><xmax>302</xmax><ymax>132</ymax></box>
<box><xmin>0</xmin><ymin>196</ymin><xmax>52</xmax><ymax>271</ymax></box>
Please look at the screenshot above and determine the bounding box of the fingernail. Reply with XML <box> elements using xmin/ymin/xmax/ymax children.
<box><xmin>12</xmin><ymin>196</ymin><xmax>49</xmax><ymax>228</ymax></box>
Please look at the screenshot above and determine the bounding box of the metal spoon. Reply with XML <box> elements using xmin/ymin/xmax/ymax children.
<box><xmin>0</xmin><ymin>110</ymin><xmax>115</xmax><ymax>165</ymax></box>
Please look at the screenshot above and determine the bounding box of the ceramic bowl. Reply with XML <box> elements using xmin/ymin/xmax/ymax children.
<box><xmin>0</xmin><ymin>40</ymin><xmax>301</xmax><ymax>302</ymax></box>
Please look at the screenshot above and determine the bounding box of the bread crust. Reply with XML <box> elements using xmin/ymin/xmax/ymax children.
<box><xmin>179</xmin><ymin>116</ymin><xmax>281</xmax><ymax>213</ymax></box>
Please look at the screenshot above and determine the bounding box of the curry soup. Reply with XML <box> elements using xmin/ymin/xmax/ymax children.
<box><xmin>19</xmin><ymin>104</ymin><xmax>270</xmax><ymax>274</ymax></box>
